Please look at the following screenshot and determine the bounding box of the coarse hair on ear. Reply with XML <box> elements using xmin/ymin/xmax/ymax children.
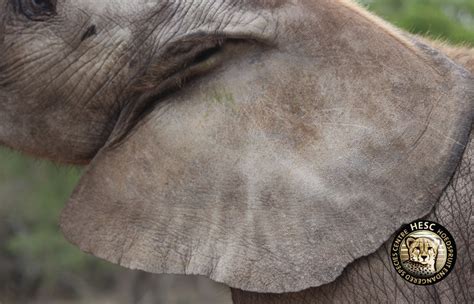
<box><xmin>419</xmin><ymin>36</ymin><xmax>474</xmax><ymax>74</ymax></box>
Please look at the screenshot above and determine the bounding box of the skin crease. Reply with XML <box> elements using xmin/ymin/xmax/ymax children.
<box><xmin>0</xmin><ymin>0</ymin><xmax>473</xmax><ymax>301</ymax></box>
<box><xmin>0</xmin><ymin>0</ymin><xmax>277</xmax><ymax>163</ymax></box>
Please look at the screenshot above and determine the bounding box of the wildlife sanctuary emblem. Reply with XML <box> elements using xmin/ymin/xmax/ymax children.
<box><xmin>390</xmin><ymin>220</ymin><xmax>456</xmax><ymax>285</ymax></box>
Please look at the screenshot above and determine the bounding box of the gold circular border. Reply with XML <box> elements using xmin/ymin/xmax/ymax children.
<box><xmin>390</xmin><ymin>220</ymin><xmax>456</xmax><ymax>286</ymax></box>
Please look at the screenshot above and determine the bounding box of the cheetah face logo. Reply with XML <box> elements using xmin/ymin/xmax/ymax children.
<box><xmin>406</xmin><ymin>237</ymin><xmax>440</xmax><ymax>268</ymax></box>
<box><xmin>392</xmin><ymin>220</ymin><xmax>456</xmax><ymax>285</ymax></box>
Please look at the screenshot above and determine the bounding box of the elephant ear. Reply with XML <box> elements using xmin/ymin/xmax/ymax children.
<box><xmin>60</xmin><ymin>6</ymin><xmax>473</xmax><ymax>293</ymax></box>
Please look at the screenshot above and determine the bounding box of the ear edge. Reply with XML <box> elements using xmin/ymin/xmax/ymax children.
<box><xmin>406</xmin><ymin>237</ymin><xmax>416</xmax><ymax>248</ymax></box>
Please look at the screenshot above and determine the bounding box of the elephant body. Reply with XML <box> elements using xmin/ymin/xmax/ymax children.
<box><xmin>0</xmin><ymin>0</ymin><xmax>472</xmax><ymax>302</ymax></box>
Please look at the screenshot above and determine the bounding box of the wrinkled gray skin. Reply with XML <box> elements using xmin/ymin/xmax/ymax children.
<box><xmin>0</xmin><ymin>0</ymin><xmax>473</xmax><ymax>302</ymax></box>
<box><xmin>232</xmin><ymin>135</ymin><xmax>474</xmax><ymax>302</ymax></box>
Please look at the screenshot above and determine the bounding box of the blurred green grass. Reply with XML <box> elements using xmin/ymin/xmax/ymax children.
<box><xmin>360</xmin><ymin>0</ymin><xmax>474</xmax><ymax>45</ymax></box>
<box><xmin>0</xmin><ymin>151</ymin><xmax>119</xmax><ymax>301</ymax></box>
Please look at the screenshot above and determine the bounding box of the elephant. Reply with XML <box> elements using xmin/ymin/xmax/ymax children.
<box><xmin>0</xmin><ymin>0</ymin><xmax>473</xmax><ymax>303</ymax></box>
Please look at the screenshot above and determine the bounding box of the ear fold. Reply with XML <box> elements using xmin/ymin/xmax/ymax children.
<box><xmin>433</xmin><ymin>237</ymin><xmax>443</xmax><ymax>248</ymax></box>
<box><xmin>60</xmin><ymin>5</ymin><xmax>473</xmax><ymax>293</ymax></box>
<box><xmin>406</xmin><ymin>237</ymin><xmax>416</xmax><ymax>248</ymax></box>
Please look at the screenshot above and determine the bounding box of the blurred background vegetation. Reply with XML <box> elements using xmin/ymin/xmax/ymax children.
<box><xmin>0</xmin><ymin>154</ymin><xmax>230</xmax><ymax>303</ymax></box>
<box><xmin>1</xmin><ymin>0</ymin><xmax>473</xmax><ymax>303</ymax></box>
<box><xmin>360</xmin><ymin>0</ymin><xmax>474</xmax><ymax>45</ymax></box>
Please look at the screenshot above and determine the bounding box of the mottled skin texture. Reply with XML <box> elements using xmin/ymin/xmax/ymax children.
<box><xmin>232</xmin><ymin>134</ymin><xmax>473</xmax><ymax>303</ymax></box>
<box><xmin>0</xmin><ymin>0</ymin><xmax>473</xmax><ymax>301</ymax></box>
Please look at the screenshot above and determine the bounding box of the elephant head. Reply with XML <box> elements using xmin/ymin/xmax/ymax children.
<box><xmin>0</xmin><ymin>0</ymin><xmax>472</xmax><ymax>294</ymax></box>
